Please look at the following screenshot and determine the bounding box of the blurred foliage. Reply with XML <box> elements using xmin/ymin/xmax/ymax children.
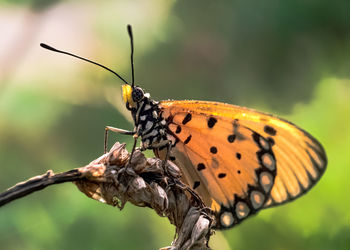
<box><xmin>0</xmin><ymin>0</ymin><xmax>350</xmax><ymax>249</ymax></box>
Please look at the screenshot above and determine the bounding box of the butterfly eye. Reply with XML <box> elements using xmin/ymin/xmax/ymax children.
<box><xmin>132</xmin><ymin>87</ymin><xmax>144</xmax><ymax>102</ymax></box>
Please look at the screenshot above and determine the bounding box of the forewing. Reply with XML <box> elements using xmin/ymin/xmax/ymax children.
<box><xmin>159</xmin><ymin>100</ymin><xmax>327</xmax><ymax>209</ymax></box>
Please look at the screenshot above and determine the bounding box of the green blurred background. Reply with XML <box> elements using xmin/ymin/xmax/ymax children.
<box><xmin>0</xmin><ymin>0</ymin><xmax>349</xmax><ymax>249</ymax></box>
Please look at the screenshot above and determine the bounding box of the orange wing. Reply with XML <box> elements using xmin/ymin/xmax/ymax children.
<box><xmin>154</xmin><ymin>100</ymin><xmax>327</xmax><ymax>229</ymax></box>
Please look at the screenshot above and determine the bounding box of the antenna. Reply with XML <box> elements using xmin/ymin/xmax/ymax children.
<box><xmin>40</xmin><ymin>43</ymin><xmax>129</xmax><ymax>85</ymax></box>
<box><xmin>127</xmin><ymin>25</ymin><xmax>135</xmax><ymax>87</ymax></box>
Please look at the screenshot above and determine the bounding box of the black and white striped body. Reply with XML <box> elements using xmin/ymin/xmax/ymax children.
<box><xmin>128</xmin><ymin>93</ymin><xmax>170</xmax><ymax>150</ymax></box>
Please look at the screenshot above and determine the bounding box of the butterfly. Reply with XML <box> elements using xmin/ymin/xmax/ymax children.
<box><xmin>41</xmin><ymin>25</ymin><xmax>327</xmax><ymax>229</ymax></box>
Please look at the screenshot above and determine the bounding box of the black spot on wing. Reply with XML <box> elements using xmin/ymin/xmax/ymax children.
<box><xmin>210</xmin><ymin>146</ymin><xmax>217</xmax><ymax>154</ymax></box>
<box><xmin>267</xmin><ymin>137</ymin><xmax>275</xmax><ymax>146</ymax></box>
<box><xmin>197</xmin><ymin>163</ymin><xmax>206</xmax><ymax>171</ymax></box>
<box><xmin>184</xmin><ymin>135</ymin><xmax>192</xmax><ymax>144</ymax></box>
<box><xmin>264</xmin><ymin>125</ymin><xmax>277</xmax><ymax>136</ymax></box>
<box><xmin>227</xmin><ymin>134</ymin><xmax>236</xmax><ymax>143</ymax></box>
<box><xmin>208</xmin><ymin>117</ymin><xmax>217</xmax><ymax>128</ymax></box>
<box><xmin>175</xmin><ymin>125</ymin><xmax>181</xmax><ymax>134</ymax></box>
<box><xmin>236</xmin><ymin>153</ymin><xmax>241</xmax><ymax>160</ymax></box>
<box><xmin>182</xmin><ymin>113</ymin><xmax>192</xmax><ymax>125</ymax></box>
<box><xmin>218</xmin><ymin>173</ymin><xmax>226</xmax><ymax>178</ymax></box>
<box><xmin>193</xmin><ymin>181</ymin><xmax>200</xmax><ymax>189</ymax></box>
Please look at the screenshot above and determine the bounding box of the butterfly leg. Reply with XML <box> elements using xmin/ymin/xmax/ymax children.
<box><xmin>104</xmin><ymin>126</ymin><xmax>135</xmax><ymax>153</ymax></box>
<box><xmin>161</xmin><ymin>141</ymin><xmax>173</xmax><ymax>167</ymax></box>
<box><xmin>128</xmin><ymin>136</ymin><xmax>139</xmax><ymax>163</ymax></box>
<box><xmin>164</xmin><ymin>141</ymin><xmax>172</xmax><ymax>162</ymax></box>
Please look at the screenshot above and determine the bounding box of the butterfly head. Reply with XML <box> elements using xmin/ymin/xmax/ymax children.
<box><xmin>122</xmin><ymin>84</ymin><xmax>145</xmax><ymax>108</ymax></box>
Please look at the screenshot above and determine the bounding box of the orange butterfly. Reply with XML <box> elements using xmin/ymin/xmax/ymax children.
<box><xmin>41</xmin><ymin>25</ymin><xmax>327</xmax><ymax>229</ymax></box>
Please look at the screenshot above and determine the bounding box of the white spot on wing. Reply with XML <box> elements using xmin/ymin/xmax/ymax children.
<box><xmin>220</xmin><ymin>212</ymin><xmax>234</xmax><ymax>227</ymax></box>
<box><xmin>262</xmin><ymin>153</ymin><xmax>275</xmax><ymax>171</ymax></box>
<box><xmin>259</xmin><ymin>172</ymin><xmax>274</xmax><ymax>192</ymax></box>
<box><xmin>250</xmin><ymin>190</ymin><xmax>264</xmax><ymax>209</ymax></box>
<box><xmin>235</xmin><ymin>201</ymin><xmax>250</xmax><ymax>219</ymax></box>
<box><xmin>259</xmin><ymin>137</ymin><xmax>270</xmax><ymax>150</ymax></box>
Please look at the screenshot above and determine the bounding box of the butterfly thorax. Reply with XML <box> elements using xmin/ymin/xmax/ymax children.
<box><xmin>127</xmin><ymin>94</ymin><xmax>169</xmax><ymax>150</ymax></box>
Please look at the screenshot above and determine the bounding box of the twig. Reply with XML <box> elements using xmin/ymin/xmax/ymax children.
<box><xmin>0</xmin><ymin>142</ymin><xmax>214</xmax><ymax>250</ymax></box>
<box><xmin>0</xmin><ymin>169</ymin><xmax>82</xmax><ymax>206</ymax></box>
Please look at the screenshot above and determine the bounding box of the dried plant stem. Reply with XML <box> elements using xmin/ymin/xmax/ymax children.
<box><xmin>0</xmin><ymin>169</ymin><xmax>82</xmax><ymax>206</ymax></box>
<box><xmin>0</xmin><ymin>142</ymin><xmax>213</xmax><ymax>250</ymax></box>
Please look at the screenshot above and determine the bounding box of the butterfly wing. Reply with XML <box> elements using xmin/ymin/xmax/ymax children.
<box><xmin>155</xmin><ymin>100</ymin><xmax>327</xmax><ymax>229</ymax></box>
